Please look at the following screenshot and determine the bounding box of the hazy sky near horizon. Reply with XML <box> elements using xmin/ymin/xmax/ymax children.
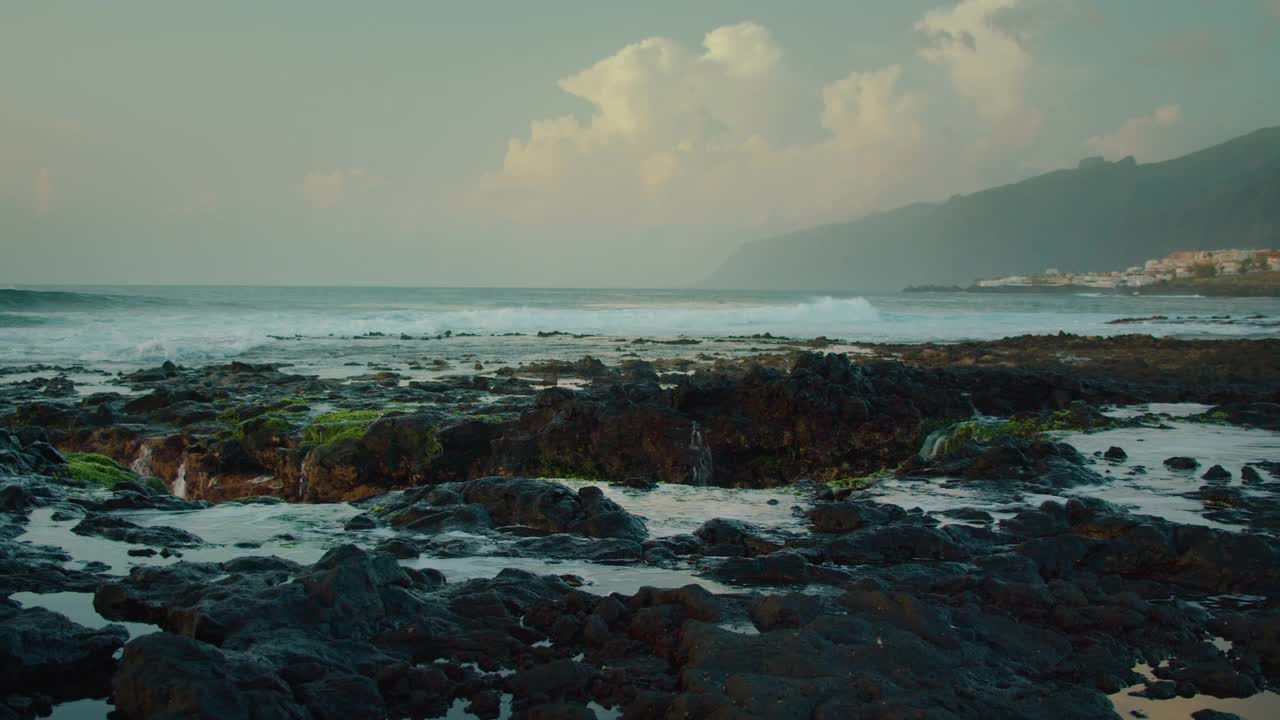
<box><xmin>3</xmin><ymin>0</ymin><xmax>1279</xmax><ymax>287</ymax></box>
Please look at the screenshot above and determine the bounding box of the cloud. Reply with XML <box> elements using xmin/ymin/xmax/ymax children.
<box><xmin>703</xmin><ymin>22</ymin><xmax>783</xmax><ymax>78</ymax></box>
<box><xmin>479</xmin><ymin>22</ymin><xmax>934</xmax><ymax>226</ymax></box>
<box><xmin>822</xmin><ymin>65</ymin><xmax>922</xmax><ymax>149</ymax></box>
<box><xmin>1085</xmin><ymin>104</ymin><xmax>1181</xmax><ymax>161</ymax></box>
<box><xmin>489</xmin><ymin>22</ymin><xmax>787</xmax><ymax>197</ymax></box>
<box><xmin>302</xmin><ymin>168</ymin><xmax>384</xmax><ymax>210</ymax></box>
<box><xmin>477</xmin><ymin>11</ymin><xmax>1060</xmax><ymax>234</ymax></box>
<box><xmin>33</xmin><ymin>168</ymin><xmax>53</xmax><ymax>215</ymax></box>
<box><xmin>914</xmin><ymin>0</ymin><xmax>1044</xmax><ymax>143</ymax></box>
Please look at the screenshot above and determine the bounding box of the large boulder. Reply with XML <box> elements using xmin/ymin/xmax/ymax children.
<box><xmin>0</xmin><ymin>604</ymin><xmax>128</xmax><ymax>703</ymax></box>
<box><xmin>112</xmin><ymin>633</ymin><xmax>308</xmax><ymax>720</ymax></box>
<box><xmin>446</xmin><ymin>478</ymin><xmax>648</xmax><ymax>542</ymax></box>
<box><xmin>302</xmin><ymin>414</ymin><xmax>444</xmax><ymax>502</ymax></box>
<box><xmin>904</xmin><ymin>434</ymin><xmax>1102</xmax><ymax>490</ymax></box>
<box><xmin>71</xmin><ymin>512</ymin><xmax>204</xmax><ymax>547</ymax></box>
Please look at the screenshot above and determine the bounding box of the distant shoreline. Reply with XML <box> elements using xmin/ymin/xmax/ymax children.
<box><xmin>905</xmin><ymin>271</ymin><xmax>1280</xmax><ymax>298</ymax></box>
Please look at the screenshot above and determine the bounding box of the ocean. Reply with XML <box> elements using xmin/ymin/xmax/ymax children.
<box><xmin>4</xmin><ymin>285</ymin><xmax>1278</xmax><ymax>378</ymax></box>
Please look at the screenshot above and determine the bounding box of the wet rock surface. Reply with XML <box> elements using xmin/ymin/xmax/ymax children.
<box><xmin>54</xmin><ymin>491</ymin><xmax>1280</xmax><ymax>719</ymax></box>
<box><xmin>903</xmin><ymin>434</ymin><xmax>1103</xmax><ymax>491</ymax></box>
<box><xmin>1166</xmin><ymin>456</ymin><xmax>1201</xmax><ymax>471</ymax></box>
<box><xmin>0</xmin><ymin>339</ymin><xmax>1277</xmax><ymax>718</ymax></box>
<box><xmin>0</xmin><ymin>602</ymin><xmax>129</xmax><ymax>712</ymax></box>
<box><xmin>71</xmin><ymin>512</ymin><xmax>205</xmax><ymax>548</ymax></box>
<box><xmin>355</xmin><ymin>476</ymin><xmax>649</xmax><ymax>543</ymax></box>
<box><xmin>3</xmin><ymin>449</ymin><xmax>1273</xmax><ymax>718</ymax></box>
<box><xmin>5</xmin><ymin>336</ymin><xmax>1277</xmax><ymax>502</ymax></box>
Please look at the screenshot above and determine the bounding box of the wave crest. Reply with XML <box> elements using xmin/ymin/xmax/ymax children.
<box><xmin>0</xmin><ymin>294</ymin><xmax>883</xmax><ymax>366</ymax></box>
<box><xmin>0</xmin><ymin>288</ymin><xmax>159</xmax><ymax>311</ymax></box>
<box><xmin>395</xmin><ymin>296</ymin><xmax>882</xmax><ymax>337</ymax></box>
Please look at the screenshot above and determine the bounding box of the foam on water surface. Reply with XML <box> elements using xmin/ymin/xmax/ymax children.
<box><xmin>9</xmin><ymin>397</ymin><xmax>1276</xmax><ymax>718</ymax></box>
<box><xmin>870</xmin><ymin>407</ymin><xmax>1280</xmax><ymax>531</ymax></box>
<box><xmin>549</xmin><ymin>479</ymin><xmax>805</xmax><ymax>537</ymax></box>
<box><xmin>3</xmin><ymin>286</ymin><xmax>1278</xmax><ymax>376</ymax></box>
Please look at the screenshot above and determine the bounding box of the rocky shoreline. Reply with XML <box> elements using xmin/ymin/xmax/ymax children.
<box><xmin>5</xmin><ymin>334</ymin><xmax>1277</xmax><ymax>503</ymax></box>
<box><xmin>905</xmin><ymin>271</ymin><xmax>1280</xmax><ymax>298</ymax></box>
<box><xmin>2</xmin><ymin>333</ymin><xmax>1278</xmax><ymax>719</ymax></box>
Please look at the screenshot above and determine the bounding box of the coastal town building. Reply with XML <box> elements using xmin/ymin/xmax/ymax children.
<box><xmin>976</xmin><ymin>249</ymin><xmax>1279</xmax><ymax>289</ymax></box>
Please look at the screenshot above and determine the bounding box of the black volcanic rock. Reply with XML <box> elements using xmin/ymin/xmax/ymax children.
<box><xmin>0</xmin><ymin>604</ymin><xmax>128</xmax><ymax>704</ymax></box>
<box><xmin>904</xmin><ymin>434</ymin><xmax>1102</xmax><ymax>492</ymax></box>
<box><xmin>1203</xmin><ymin>401</ymin><xmax>1280</xmax><ymax>431</ymax></box>
<box><xmin>692</xmin><ymin>518</ymin><xmax>788</xmax><ymax>556</ymax></box>
<box><xmin>113</xmin><ymin>632</ymin><xmax>309</xmax><ymax>720</ymax></box>
<box><xmin>0</xmin><ymin>488</ymin><xmax>1257</xmax><ymax>720</ymax></box>
<box><xmin>1202</xmin><ymin>464</ymin><xmax>1232</xmax><ymax>481</ymax></box>
<box><xmin>71</xmin><ymin>512</ymin><xmax>204</xmax><ymax>547</ymax></box>
<box><xmin>451</xmin><ymin>478</ymin><xmax>647</xmax><ymax>542</ymax></box>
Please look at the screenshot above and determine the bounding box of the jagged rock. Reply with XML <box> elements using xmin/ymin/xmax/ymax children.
<box><xmin>707</xmin><ymin>551</ymin><xmax>852</xmax><ymax>586</ymax></box>
<box><xmin>1202</xmin><ymin>464</ymin><xmax>1232</xmax><ymax>481</ymax></box>
<box><xmin>693</xmin><ymin>518</ymin><xmax>787</xmax><ymax>556</ymax></box>
<box><xmin>908</xmin><ymin>435</ymin><xmax>1101</xmax><ymax>489</ymax></box>
<box><xmin>438</xmin><ymin>478</ymin><xmax>647</xmax><ymax>542</ymax></box>
<box><xmin>1104</xmin><ymin>446</ymin><xmax>1128</xmax><ymax>461</ymax></box>
<box><xmin>748</xmin><ymin>593</ymin><xmax>825</xmax><ymax>631</ymax></box>
<box><xmin>112</xmin><ymin>633</ymin><xmax>308</xmax><ymax>720</ymax></box>
<box><xmin>808</xmin><ymin>500</ymin><xmax>908</xmax><ymax>533</ymax></box>
<box><xmin>1202</xmin><ymin>402</ymin><xmax>1280</xmax><ymax>431</ymax></box>
<box><xmin>0</xmin><ymin>604</ymin><xmax>128</xmax><ymax>704</ymax></box>
<box><xmin>1191</xmin><ymin>711</ymin><xmax>1243</xmax><ymax>720</ymax></box>
<box><xmin>71</xmin><ymin>513</ymin><xmax>204</xmax><ymax>547</ymax></box>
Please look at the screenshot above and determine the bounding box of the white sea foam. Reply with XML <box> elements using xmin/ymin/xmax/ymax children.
<box><xmin>385</xmin><ymin>295</ymin><xmax>882</xmax><ymax>336</ymax></box>
<box><xmin>0</xmin><ymin>295</ymin><xmax>883</xmax><ymax>366</ymax></box>
<box><xmin>1</xmin><ymin>287</ymin><xmax>1278</xmax><ymax>370</ymax></box>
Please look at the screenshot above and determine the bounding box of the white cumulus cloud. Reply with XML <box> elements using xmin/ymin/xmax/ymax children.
<box><xmin>479</xmin><ymin>22</ymin><xmax>936</xmax><ymax>227</ymax></box>
<box><xmin>1085</xmin><ymin>104</ymin><xmax>1181</xmax><ymax>161</ymax></box>
<box><xmin>476</xmin><ymin>10</ymin><xmax>1061</xmax><ymax>232</ymax></box>
<box><xmin>703</xmin><ymin>22</ymin><xmax>783</xmax><ymax>78</ymax></box>
<box><xmin>822</xmin><ymin>65</ymin><xmax>922</xmax><ymax>150</ymax></box>
<box><xmin>914</xmin><ymin>0</ymin><xmax>1043</xmax><ymax>144</ymax></box>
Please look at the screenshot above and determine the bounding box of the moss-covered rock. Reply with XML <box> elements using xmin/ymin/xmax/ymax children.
<box><xmin>933</xmin><ymin>409</ymin><xmax>1104</xmax><ymax>459</ymax></box>
<box><xmin>238</xmin><ymin>414</ymin><xmax>293</xmax><ymax>452</ymax></box>
<box><xmin>63</xmin><ymin>452</ymin><xmax>138</xmax><ymax>488</ymax></box>
<box><xmin>827</xmin><ymin>469</ymin><xmax>892</xmax><ymax>491</ymax></box>
<box><xmin>302</xmin><ymin>410</ymin><xmax>386</xmax><ymax>446</ymax></box>
<box><xmin>299</xmin><ymin>414</ymin><xmax>443</xmax><ymax>502</ymax></box>
<box><xmin>59</xmin><ymin>452</ymin><xmax>170</xmax><ymax>494</ymax></box>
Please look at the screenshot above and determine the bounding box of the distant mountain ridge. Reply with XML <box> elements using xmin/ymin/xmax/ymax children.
<box><xmin>703</xmin><ymin>126</ymin><xmax>1280</xmax><ymax>293</ymax></box>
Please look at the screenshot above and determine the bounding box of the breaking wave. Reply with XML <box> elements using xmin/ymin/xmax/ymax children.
<box><xmin>380</xmin><ymin>296</ymin><xmax>883</xmax><ymax>337</ymax></box>
<box><xmin>0</xmin><ymin>288</ymin><xmax>171</xmax><ymax>311</ymax></box>
<box><xmin>0</xmin><ymin>293</ymin><xmax>883</xmax><ymax>366</ymax></box>
<box><xmin>6</xmin><ymin>285</ymin><xmax>1277</xmax><ymax>369</ymax></box>
<box><xmin>0</xmin><ymin>313</ymin><xmax>51</xmax><ymax>328</ymax></box>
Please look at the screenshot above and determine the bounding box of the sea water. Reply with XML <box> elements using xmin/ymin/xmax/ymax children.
<box><xmin>3</xmin><ymin>286</ymin><xmax>1279</xmax><ymax>380</ymax></box>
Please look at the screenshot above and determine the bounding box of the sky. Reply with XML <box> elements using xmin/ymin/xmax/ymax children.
<box><xmin>3</xmin><ymin>0</ymin><xmax>1279</xmax><ymax>287</ymax></box>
